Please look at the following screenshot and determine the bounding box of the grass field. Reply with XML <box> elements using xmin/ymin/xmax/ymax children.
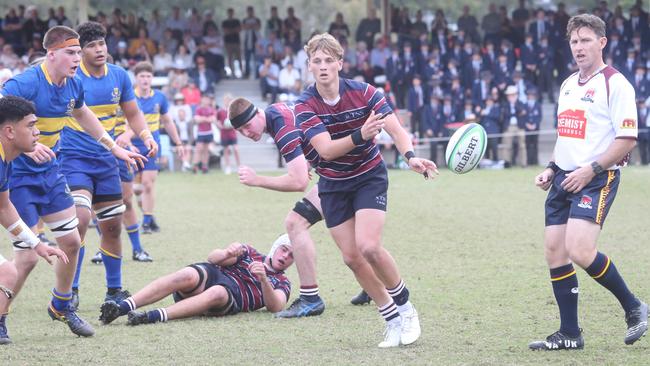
<box><xmin>1</xmin><ymin>167</ymin><xmax>649</xmax><ymax>365</ymax></box>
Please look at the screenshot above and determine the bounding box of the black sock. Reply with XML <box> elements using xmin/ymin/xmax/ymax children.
<box><xmin>550</xmin><ymin>264</ymin><xmax>580</xmax><ymax>337</ymax></box>
<box><xmin>585</xmin><ymin>252</ymin><xmax>640</xmax><ymax>313</ymax></box>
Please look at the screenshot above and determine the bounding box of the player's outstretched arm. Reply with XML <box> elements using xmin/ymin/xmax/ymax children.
<box><xmin>383</xmin><ymin>113</ymin><xmax>438</xmax><ymax>179</ymax></box>
<box><xmin>207</xmin><ymin>242</ymin><xmax>247</xmax><ymax>267</ymax></box>
<box><xmin>249</xmin><ymin>261</ymin><xmax>287</xmax><ymax>313</ymax></box>
<box><xmin>122</xmin><ymin>100</ymin><xmax>158</xmax><ymax>157</ymax></box>
<box><xmin>239</xmin><ymin>155</ymin><xmax>309</xmax><ymax>192</ymax></box>
<box><xmin>72</xmin><ymin>105</ymin><xmax>147</xmax><ymax>169</ymax></box>
<box><xmin>308</xmin><ymin>110</ymin><xmax>384</xmax><ymax>161</ymax></box>
<box><xmin>0</xmin><ymin>191</ymin><xmax>68</xmax><ymax>265</ymax></box>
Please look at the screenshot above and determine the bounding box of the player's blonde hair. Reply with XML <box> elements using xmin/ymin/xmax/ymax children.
<box><xmin>566</xmin><ymin>14</ymin><xmax>606</xmax><ymax>39</ymax></box>
<box><xmin>304</xmin><ymin>33</ymin><xmax>344</xmax><ymax>61</ymax></box>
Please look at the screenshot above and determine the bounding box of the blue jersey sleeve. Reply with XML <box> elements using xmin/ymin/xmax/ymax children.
<box><xmin>1</xmin><ymin>73</ymin><xmax>37</xmax><ymax>100</ymax></box>
<box><xmin>0</xmin><ymin>161</ymin><xmax>11</xmax><ymax>192</ymax></box>
<box><xmin>159</xmin><ymin>93</ymin><xmax>169</xmax><ymax>115</ymax></box>
<box><xmin>71</xmin><ymin>77</ymin><xmax>85</xmax><ymax>109</ymax></box>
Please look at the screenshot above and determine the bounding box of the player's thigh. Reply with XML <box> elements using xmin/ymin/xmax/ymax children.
<box><xmin>41</xmin><ymin>205</ymin><xmax>80</xmax><ymax>246</ymax></box>
<box><xmin>121</xmin><ymin>181</ymin><xmax>133</xmax><ymax>202</ymax></box>
<box><xmin>142</xmin><ymin>170</ymin><xmax>158</xmax><ymax>186</ymax></box>
<box><xmin>304</xmin><ymin>185</ymin><xmax>323</xmax><ymax>216</ymax></box>
<box><xmin>564</xmin><ymin>218</ymin><xmax>600</xmax><ymax>267</ymax></box>
<box><xmin>354</xmin><ymin>208</ymin><xmax>386</xmax><ymax>250</ymax></box>
<box><xmin>544</xmin><ymin>224</ymin><xmax>569</xmax><ymax>264</ymax></box>
<box><xmin>328</xmin><ymin>218</ymin><xmax>364</xmax><ymax>267</ymax></box>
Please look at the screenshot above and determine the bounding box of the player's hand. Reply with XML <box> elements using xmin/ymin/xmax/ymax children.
<box><xmin>33</xmin><ymin>243</ymin><xmax>69</xmax><ymax>265</ymax></box>
<box><xmin>238</xmin><ymin>165</ymin><xmax>259</xmax><ymax>187</ymax></box>
<box><xmin>112</xmin><ymin>145</ymin><xmax>147</xmax><ymax>171</ymax></box>
<box><xmin>144</xmin><ymin>138</ymin><xmax>159</xmax><ymax>158</ymax></box>
<box><xmin>561</xmin><ymin>165</ymin><xmax>595</xmax><ymax>193</ymax></box>
<box><xmin>226</xmin><ymin>242</ymin><xmax>247</xmax><ymax>257</ymax></box>
<box><xmin>116</xmin><ymin>131</ymin><xmax>134</xmax><ymax>148</ymax></box>
<box><xmin>360</xmin><ymin>110</ymin><xmax>385</xmax><ymax>141</ymax></box>
<box><xmin>408</xmin><ymin>157</ymin><xmax>439</xmax><ymax>180</ymax></box>
<box><xmin>248</xmin><ymin>261</ymin><xmax>267</xmax><ymax>282</ymax></box>
<box><xmin>535</xmin><ymin>168</ymin><xmax>555</xmax><ymax>191</ymax></box>
<box><xmin>25</xmin><ymin>143</ymin><xmax>55</xmax><ymax>164</ymax></box>
<box><xmin>174</xmin><ymin>145</ymin><xmax>185</xmax><ymax>159</ymax></box>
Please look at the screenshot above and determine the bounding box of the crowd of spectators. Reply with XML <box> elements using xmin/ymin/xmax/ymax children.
<box><xmin>1</xmin><ymin>2</ymin><xmax>650</xmax><ymax>167</ymax></box>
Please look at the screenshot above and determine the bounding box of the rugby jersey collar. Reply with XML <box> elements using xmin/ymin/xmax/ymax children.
<box><xmin>314</xmin><ymin>78</ymin><xmax>345</xmax><ymax>106</ymax></box>
<box><xmin>0</xmin><ymin>142</ymin><xmax>5</xmax><ymax>162</ymax></box>
<box><xmin>134</xmin><ymin>88</ymin><xmax>154</xmax><ymax>98</ymax></box>
<box><xmin>40</xmin><ymin>63</ymin><xmax>67</xmax><ymax>86</ymax></box>
<box><xmin>80</xmin><ymin>62</ymin><xmax>108</xmax><ymax>78</ymax></box>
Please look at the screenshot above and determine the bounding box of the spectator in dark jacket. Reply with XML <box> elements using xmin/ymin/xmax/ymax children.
<box><xmin>524</xmin><ymin>88</ymin><xmax>542</xmax><ymax>166</ymax></box>
<box><xmin>480</xmin><ymin>95</ymin><xmax>502</xmax><ymax>160</ymax></box>
<box><xmin>421</xmin><ymin>95</ymin><xmax>445</xmax><ymax>163</ymax></box>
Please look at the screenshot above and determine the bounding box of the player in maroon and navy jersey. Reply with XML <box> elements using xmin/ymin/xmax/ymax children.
<box><xmin>228</xmin><ymin>97</ymin><xmax>385</xmax><ymax>318</ymax></box>
<box><xmin>295</xmin><ymin>33</ymin><xmax>437</xmax><ymax>348</ymax></box>
<box><xmin>99</xmin><ymin>234</ymin><xmax>293</xmax><ymax>325</ymax></box>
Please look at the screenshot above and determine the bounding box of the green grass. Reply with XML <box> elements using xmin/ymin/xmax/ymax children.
<box><xmin>1</xmin><ymin>167</ymin><xmax>649</xmax><ymax>365</ymax></box>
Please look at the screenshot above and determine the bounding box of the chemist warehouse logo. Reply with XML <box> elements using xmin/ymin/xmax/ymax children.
<box><xmin>557</xmin><ymin>109</ymin><xmax>587</xmax><ymax>139</ymax></box>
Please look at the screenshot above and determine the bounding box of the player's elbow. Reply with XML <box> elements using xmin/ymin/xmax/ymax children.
<box><xmin>266</xmin><ymin>302</ymin><xmax>284</xmax><ymax>313</ymax></box>
<box><xmin>292</xmin><ymin>175</ymin><xmax>309</xmax><ymax>192</ymax></box>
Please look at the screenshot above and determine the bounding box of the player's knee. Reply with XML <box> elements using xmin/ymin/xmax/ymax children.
<box><xmin>174</xmin><ymin>268</ymin><xmax>199</xmax><ymax>287</ymax></box>
<box><xmin>204</xmin><ymin>286</ymin><xmax>227</xmax><ymax>304</ymax></box>
<box><xmin>358</xmin><ymin>244</ymin><xmax>382</xmax><ymax>265</ymax></box>
<box><xmin>284</xmin><ymin>212</ymin><xmax>309</xmax><ymax>234</ymax></box>
<box><xmin>342</xmin><ymin>252</ymin><xmax>365</xmax><ymax>272</ymax></box>
<box><xmin>0</xmin><ymin>262</ymin><xmax>18</xmax><ymax>285</ymax></box>
<box><xmin>14</xmin><ymin>254</ymin><xmax>38</xmax><ymax>274</ymax></box>
<box><xmin>100</xmin><ymin>220</ymin><xmax>122</xmax><ymax>239</ymax></box>
<box><xmin>567</xmin><ymin>247</ymin><xmax>594</xmax><ymax>268</ymax></box>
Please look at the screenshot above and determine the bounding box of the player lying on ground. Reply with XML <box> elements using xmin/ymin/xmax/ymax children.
<box><xmin>99</xmin><ymin>234</ymin><xmax>293</xmax><ymax>325</ymax></box>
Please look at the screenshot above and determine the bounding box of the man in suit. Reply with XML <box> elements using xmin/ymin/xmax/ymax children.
<box><xmin>524</xmin><ymin>88</ymin><xmax>542</xmax><ymax>166</ymax></box>
<box><xmin>501</xmin><ymin>85</ymin><xmax>528</xmax><ymax>167</ymax></box>
<box><xmin>190</xmin><ymin>55</ymin><xmax>219</xmax><ymax>94</ymax></box>
<box><xmin>406</xmin><ymin>74</ymin><xmax>426</xmax><ymax>136</ymax></box>
<box><xmin>421</xmin><ymin>95</ymin><xmax>445</xmax><ymax>164</ymax></box>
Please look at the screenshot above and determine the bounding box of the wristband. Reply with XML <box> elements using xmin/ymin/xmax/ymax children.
<box><xmin>546</xmin><ymin>161</ymin><xmax>559</xmax><ymax>174</ymax></box>
<box><xmin>139</xmin><ymin>129</ymin><xmax>153</xmax><ymax>141</ymax></box>
<box><xmin>405</xmin><ymin>151</ymin><xmax>415</xmax><ymax>162</ymax></box>
<box><xmin>591</xmin><ymin>161</ymin><xmax>604</xmax><ymax>175</ymax></box>
<box><xmin>8</xmin><ymin>220</ymin><xmax>40</xmax><ymax>248</ymax></box>
<box><xmin>351</xmin><ymin>130</ymin><xmax>365</xmax><ymax>145</ymax></box>
<box><xmin>97</xmin><ymin>131</ymin><xmax>116</xmax><ymax>150</ymax></box>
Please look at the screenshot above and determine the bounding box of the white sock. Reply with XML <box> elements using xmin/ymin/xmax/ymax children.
<box><xmin>397</xmin><ymin>301</ymin><xmax>414</xmax><ymax>316</ymax></box>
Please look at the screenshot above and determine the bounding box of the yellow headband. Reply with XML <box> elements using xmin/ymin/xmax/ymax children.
<box><xmin>47</xmin><ymin>38</ymin><xmax>80</xmax><ymax>51</ymax></box>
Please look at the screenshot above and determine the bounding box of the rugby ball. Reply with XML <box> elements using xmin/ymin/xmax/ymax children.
<box><xmin>445</xmin><ymin>123</ymin><xmax>487</xmax><ymax>174</ymax></box>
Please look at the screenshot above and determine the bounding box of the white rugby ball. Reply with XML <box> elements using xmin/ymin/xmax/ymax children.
<box><xmin>445</xmin><ymin>123</ymin><xmax>487</xmax><ymax>174</ymax></box>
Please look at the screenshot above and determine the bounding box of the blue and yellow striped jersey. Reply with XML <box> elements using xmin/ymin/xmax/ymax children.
<box><xmin>0</xmin><ymin>142</ymin><xmax>12</xmax><ymax>192</ymax></box>
<box><xmin>59</xmin><ymin>62</ymin><xmax>135</xmax><ymax>158</ymax></box>
<box><xmin>113</xmin><ymin>106</ymin><xmax>126</xmax><ymax>137</ymax></box>
<box><xmin>133</xmin><ymin>88</ymin><xmax>168</xmax><ymax>141</ymax></box>
<box><xmin>0</xmin><ymin>64</ymin><xmax>84</xmax><ymax>175</ymax></box>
